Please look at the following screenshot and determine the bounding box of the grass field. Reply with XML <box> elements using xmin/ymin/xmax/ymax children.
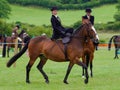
<box><xmin>0</xmin><ymin>46</ymin><xmax>120</xmax><ymax>90</ymax></box>
<box><xmin>1</xmin><ymin>4</ymin><xmax>120</xmax><ymax>90</ymax></box>
<box><xmin>7</xmin><ymin>4</ymin><xmax>117</xmax><ymax>26</ymax></box>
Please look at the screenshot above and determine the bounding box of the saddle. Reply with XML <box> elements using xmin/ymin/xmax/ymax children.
<box><xmin>62</xmin><ymin>33</ymin><xmax>72</xmax><ymax>44</ymax></box>
<box><xmin>52</xmin><ymin>32</ymin><xmax>72</xmax><ymax>61</ymax></box>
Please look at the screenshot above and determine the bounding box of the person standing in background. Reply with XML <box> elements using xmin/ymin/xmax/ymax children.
<box><xmin>50</xmin><ymin>7</ymin><xmax>73</xmax><ymax>40</ymax></box>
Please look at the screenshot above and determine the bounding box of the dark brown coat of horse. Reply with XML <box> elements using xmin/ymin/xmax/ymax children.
<box><xmin>82</xmin><ymin>18</ymin><xmax>96</xmax><ymax>77</ymax></box>
<box><xmin>82</xmin><ymin>36</ymin><xmax>95</xmax><ymax>77</ymax></box>
<box><xmin>7</xmin><ymin>23</ymin><xmax>96</xmax><ymax>84</ymax></box>
<box><xmin>108</xmin><ymin>35</ymin><xmax>120</xmax><ymax>59</ymax></box>
<box><xmin>0</xmin><ymin>34</ymin><xmax>4</xmax><ymax>46</ymax></box>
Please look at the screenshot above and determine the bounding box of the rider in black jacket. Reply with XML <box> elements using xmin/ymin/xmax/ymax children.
<box><xmin>50</xmin><ymin>7</ymin><xmax>73</xmax><ymax>40</ymax></box>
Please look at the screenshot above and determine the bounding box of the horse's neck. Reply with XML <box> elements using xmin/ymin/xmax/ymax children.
<box><xmin>71</xmin><ymin>36</ymin><xmax>85</xmax><ymax>47</ymax></box>
<box><xmin>73</xmin><ymin>30</ymin><xmax>86</xmax><ymax>38</ymax></box>
<box><xmin>72</xmin><ymin>27</ymin><xmax>88</xmax><ymax>46</ymax></box>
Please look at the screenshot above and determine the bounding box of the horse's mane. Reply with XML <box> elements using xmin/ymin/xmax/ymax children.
<box><xmin>73</xmin><ymin>24</ymin><xmax>83</xmax><ymax>35</ymax></box>
<box><xmin>18</xmin><ymin>30</ymin><xmax>26</xmax><ymax>37</ymax></box>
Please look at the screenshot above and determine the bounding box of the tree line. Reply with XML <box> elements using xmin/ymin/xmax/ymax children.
<box><xmin>7</xmin><ymin>0</ymin><xmax>117</xmax><ymax>10</ymax></box>
<box><xmin>1</xmin><ymin>0</ymin><xmax>120</xmax><ymax>38</ymax></box>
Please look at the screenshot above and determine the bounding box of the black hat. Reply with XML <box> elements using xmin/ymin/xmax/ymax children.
<box><xmin>51</xmin><ymin>7</ymin><xmax>58</xmax><ymax>11</ymax></box>
<box><xmin>85</xmin><ymin>8</ymin><xmax>92</xmax><ymax>12</ymax></box>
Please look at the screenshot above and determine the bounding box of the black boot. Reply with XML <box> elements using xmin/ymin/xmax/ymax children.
<box><xmin>93</xmin><ymin>39</ymin><xmax>99</xmax><ymax>50</ymax></box>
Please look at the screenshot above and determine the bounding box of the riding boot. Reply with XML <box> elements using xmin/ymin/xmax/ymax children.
<box><xmin>95</xmin><ymin>45</ymin><xmax>98</xmax><ymax>50</ymax></box>
<box><xmin>93</xmin><ymin>39</ymin><xmax>99</xmax><ymax>50</ymax></box>
<box><xmin>51</xmin><ymin>37</ymin><xmax>55</xmax><ymax>41</ymax></box>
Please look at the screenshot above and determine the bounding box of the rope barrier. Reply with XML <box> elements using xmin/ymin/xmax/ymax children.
<box><xmin>0</xmin><ymin>43</ymin><xmax>25</xmax><ymax>45</ymax></box>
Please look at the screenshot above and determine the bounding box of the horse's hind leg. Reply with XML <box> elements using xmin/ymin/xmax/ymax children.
<box><xmin>7</xmin><ymin>47</ymin><xmax>10</xmax><ymax>57</ymax></box>
<box><xmin>26</xmin><ymin>57</ymin><xmax>37</xmax><ymax>83</ymax></box>
<box><xmin>63</xmin><ymin>62</ymin><xmax>74</xmax><ymax>84</ymax></box>
<box><xmin>114</xmin><ymin>49</ymin><xmax>119</xmax><ymax>59</ymax></box>
<box><xmin>37</xmin><ymin>56</ymin><xmax>49</xmax><ymax>83</ymax></box>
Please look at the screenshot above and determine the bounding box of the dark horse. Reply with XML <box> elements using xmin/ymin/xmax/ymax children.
<box><xmin>2</xmin><ymin>30</ymin><xmax>26</xmax><ymax>57</ymax></box>
<box><xmin>7</xmin><ymin>23</ymin><xmax>96</xmax><ymax>84</ymax></box>
<box><xmin>0</xmin><ymin>34</ymin><xmax>4</xmax><ymax>45</ymax></box>
<box><xmin>81</xmin><ymin>18</ymin><xmax>96</xmax><ymax>78</ymax></box>
<box><xmin>108</xmin><ymin>35</ymin><xmax>120</xmax><ymax>59</ymax></box>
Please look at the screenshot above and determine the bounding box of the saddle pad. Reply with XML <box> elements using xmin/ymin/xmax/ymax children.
<box><xmin>62</xmin><ymin>37</ymin><xmax>70</xmax><ymax>44</ymax></box>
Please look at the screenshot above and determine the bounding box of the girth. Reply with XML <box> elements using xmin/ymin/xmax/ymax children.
<box><xmin>55</xmin><ymin>40</ymin><xmax>70</xmax><ymax>61</ymax></box>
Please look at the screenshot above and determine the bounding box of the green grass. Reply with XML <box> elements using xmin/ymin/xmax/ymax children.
<box><xmin>1</xmin><ymin>4</ymin><xmax>120</xmax><ymax>89</ymax></box>
<box><xmin>7</xmin><ymin>4</ymin><xmax>117</xmax><ymax>26</ymax></box>
<box><xmin>0</xmin><ymin>45</ymin><xmax>120</xmax><ymax>90</ymax></box>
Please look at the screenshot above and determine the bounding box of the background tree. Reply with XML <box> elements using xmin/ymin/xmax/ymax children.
<box><xmin>0</xmin><ymin>0</ymin><xmax>11</xmax><ymax>19</ymax></box>
<box><xmin>114</xmin><ymin>0</ymin><xmax>120</xmax><ymax>21</ymax></box>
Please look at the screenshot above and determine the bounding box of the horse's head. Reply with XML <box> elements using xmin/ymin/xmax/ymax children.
<box><xmin>74</xmin><ymin>22</ymin><xmax>96</xmax><ymax>41</ymax></box>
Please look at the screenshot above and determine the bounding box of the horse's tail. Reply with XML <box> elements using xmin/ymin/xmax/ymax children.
<box><xmin>2</xmin><ymin>36</ymin><xmax>6</xmax><ymax>57</ymax></box>
<box><xmin>6</xmin><ymin>41</ymin><xmax>30</xmax><ymax>67</ymax></box>
<box><xmin>108</xmin><ymin>35</ymin><xmax>117</xmax><ymax>51</ymax></box>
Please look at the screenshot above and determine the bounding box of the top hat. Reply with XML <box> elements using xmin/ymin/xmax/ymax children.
<box><xmin>85</xmin><ymin>8</ymin><xmax>92</xmax><ymax>12</ymax></box>
<box><xmin>51</xmin><ymin>7</ymin><xmax>58</xmax><ymax>11</ymax></box>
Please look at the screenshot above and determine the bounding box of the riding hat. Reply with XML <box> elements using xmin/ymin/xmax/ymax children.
<box><xmin>85</xmin><ymin>8</ymin><xmax>92</xmax><ymax>12</ymax></box>
<box><xmin>51</xmin><ymin>7</ymin><xmax>58</xmax><ymax>11</ymax></box>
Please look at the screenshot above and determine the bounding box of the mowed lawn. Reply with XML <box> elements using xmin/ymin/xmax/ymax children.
<box><xmin>1</xmin><ymin>3</ymin><xmax>120</xmax><ymax>90</ymax></box>
<box><xmin>0</xmin><ymin>46</ymin><xmax>120</xmax><ymax>90</ymax></box>
<box><xmin>7</xmin><ymin>4</ymin><xmax>117</xmax><ymax>26</ymax></box>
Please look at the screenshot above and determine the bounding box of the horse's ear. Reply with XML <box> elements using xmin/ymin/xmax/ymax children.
<box><xmin>82</xmin><ymin>16</ymin><xmax>89</xmax><ymax>24</ymax></box>
<box><xmin>82</xmin><ymin>16</ymin><xmax>85</xmax><ymax>24</ymax></box>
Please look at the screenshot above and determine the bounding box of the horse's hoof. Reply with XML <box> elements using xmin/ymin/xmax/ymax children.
<box><xmin>45</xmin><ymin>80</ymin><xmax>49</xmax><ymax>84</ymax></box>
<box><xmin>82</xmin><ymin>75</ymin><xmax>85</xmax><ymax>78</ymax></box>
<box><xmin>26</xmin><ymin>80</ymin><xmax>30</xmax><ymax>83</ymax></box>
<box><xmin>84</xmin><ymin>79</ymin><xmax>88</xmax><ymax>84</ymax></box>
<box><xmin>63</xmin><ymin>80</ymin><xmax>69</xmax><ymax>84</ymax></box>
<box><xmin>91</xmin><ymin>75</ymin><xmax>93</xmax><ymax>78</ymax></box>
<box><xmin>26</xmin><ymin>80</ymin><xmax>30</xmax><ymax>84</ymax></box>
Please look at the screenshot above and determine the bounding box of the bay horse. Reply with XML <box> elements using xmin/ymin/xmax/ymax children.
<box><xmin>6</xmin><ymin>23</ymin><xmax>95</xmax><ymax>84</ymax></box>
<box><xmin>82</xmin><ymin>18</ymin><xmax>96</xmax><ymax>77</ymax></box>
<box><xmin>108</xmin><ymin>35</ymin><xmax>120</xmax><ymax>59</ymax></box>
<box><xmin>2</xmin><ymin>30</ymin><xmax>26</xmax><ymax>57</ymax></box>
<box><xmin>0</xmin><ymin>34</ymin><xmax>4</xmax><ymax>46</ymax></box>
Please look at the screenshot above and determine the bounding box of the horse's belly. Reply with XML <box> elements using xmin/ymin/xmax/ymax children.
<box><xmin>44</xmin><ymin>52</ymin><xmax>66</xmax><ymax>62</ymax></box>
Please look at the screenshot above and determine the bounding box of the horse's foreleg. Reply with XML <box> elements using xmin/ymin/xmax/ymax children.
<box><xmin>90</xmin><ymin>62</ymin><xmax>93</xmax><ymax>77</ymax></box>
<box><xmin>76</xmin><ymin>58</ymin><xmax>89</xmax><ymax>84</ymax></box>
<box><xmin>82</xmin><ymin>54</ymin><xmax>89</xmax><ymax>78</ymax></box>
<box><xmin>63</xmin><ymin>62</ymin><xmax>74</xmax><ymax>84</ymax></box>
<box><xmin>89</xmin><ymin>54</ymin><xmax>94</xmax><ymax>77</ymax></box>
<box><xmin>82</xmin><ymin>67</ymin><xmax>85</xmax><ymax>78</ymax></box>
<box><xmin>37</xmin><ymin>56</ymin><xmax>49</xmax><ymax>83</ymax></box>
<box><xmin>7</xmin><ymin>47</ymin><xmax>10</xmax><ymax>57</ymax></box>
<box><xmin>82</xmin><ymin>55</ymin><xmax>86</xmax><ymax>77</ymax></box>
